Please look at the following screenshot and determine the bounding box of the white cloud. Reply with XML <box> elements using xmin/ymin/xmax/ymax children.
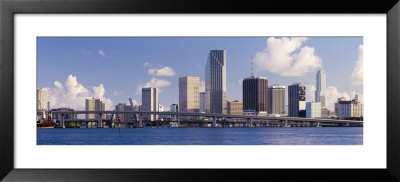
<box><xmin>148</xmin><ymin>66</ymin><xmax>176</xmax><ymax>76</ymax></box>
<box><xmin>144</xmin><ymin>77</ymin><xmax>171</xmax><ymax>88</ymax></box>
<box><xmin>253</xmin><ymin>37</ymin><xmax>322</xmax><ymax>77</ymax></box>
<box><xmin>304</xmin><ymin>84</ymin><xmax>352</xmax><ymax>111</ymax></box>
<box><xmin>135</xmin><ymin>77</ymin><xmax>172</xmax><ymax>95</ymax></box>
<box><xmin>98</xmin><ymin>50</ymin><xmax>106</xmax><ymax>57</ymax></box>
<box><xmin>325</xmin><ymin>86</ymin><xmax>350</xmax><ymax>111</ymax></box>
<box><xmin>47</xmin><ymin>74</ymin><xmax>114</xmax><ymax>110</ymax></box>
<box><xmin>349</xmin><ymin>45</ymin><xmax>363</xmax><ymax>85</ymax></box>
<box><xmin>238</xmin><ymin>79</ymin><xmax>243</xmax><ymax>85</ymax></box>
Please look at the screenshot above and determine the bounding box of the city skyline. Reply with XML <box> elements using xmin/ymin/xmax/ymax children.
<box><xmin>37</xmin><ymin>37</ymin><xmax>363</xmax><ymax>111</ymax></box>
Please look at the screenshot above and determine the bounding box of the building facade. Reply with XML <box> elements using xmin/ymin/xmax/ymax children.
<box><xmin>338</xmin><ymin>94</ymin><xmax>364</xmax><ymax>119</ymax></box>
<box><xmin>115</xmin><ymin>103</ymin><xmax>136</xmax><ymax>122</ymax></box>
<box><xmin>315</xmin><ymin>70</ymin><xmax>326</xmax><ymax>108</ymax></box>
<box><xmin>37</xmin><ymin>88</ymin><xmax>48</xmax><ymax>112</ymax></box>
<box><xmin>170</xmin><ymin>104</ymin><xmax>179</xmax><ymax>112</ymax></box>
<box><xmin>306</xmin><ymin>102</ymin><xmax>321</xmax><ymax>118</ymax></box>
<box><xmin>268</xmin><ymin>85</ymin><xmax>285</xmax><ymax>114</ymax></box>
<box><xmin>142</xmin><ymin>87</ymin><xmax>159</xmax><ymax>121</ymax></box>
<box><xmin>179</xmin><ymin>77</ymin><xmax>200</xmax><ymax>113</ymax></box>
<box><xmin>51</xmin><ymin>108</ymin><xmax>77</xmax><ymax>121</ymax></box>
<box><xmin>227</xmin><ymin>100</ymin><xmax>243</xmax><ymax>115</ymax></box>
<box><xmin>243</xmin><ymin>76</ymin><xmax>268</xmax><ymax>115</ymax></box>
<box><xmin>85</xmin><ymin>98</ymin><xmax>105</xmax><ymax>119</ymax></box>
<box><xmin>205</xmin><ymin>49</ymin><xmax>227</xmax><ymax>114</ymax></box>
<box><xmin>334</xmin><ymin>97</ymin><xmax>347</xmax><ymax>117</ymax></box>
<box><xmin>288</xmin><ymin>83</ymin><xmax>306</xmax><ymax>117</ymax></box>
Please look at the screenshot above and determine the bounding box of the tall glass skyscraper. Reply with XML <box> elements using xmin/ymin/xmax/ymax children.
<box><xmin>205</xmin><ymin>49</ymin><xmax>227</xmax><ymax>114</ymax></box>
<box><xmin>315</xmin><ymin>69</ymin><xmax>326</xmax><ymax>108</ymax></box>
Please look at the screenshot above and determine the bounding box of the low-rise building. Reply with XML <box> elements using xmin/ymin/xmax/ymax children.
<box><xmin>227</xmin><ymin>100</ymin><xmax>243</xmax><ymax>115</ymax></box>
<box><xmin>306</xmin><ymin>102</ymin><xmax>321</xmax><ymax>118</ymax></box>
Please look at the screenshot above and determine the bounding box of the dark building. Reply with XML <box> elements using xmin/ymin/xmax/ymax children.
<box><xmin>268</xmin><ymin>85</ymin><xmax>285</xmax><ymax>114</ymax></box>
<box><xmin>288</xmin><ymin>83</ymin><xmax>306</xmax><ymax>117</ymax></box>
<box><xmin>243</xmin><ymin>76</ymin><xmax>268</xmax><ymax>115</ymax></box>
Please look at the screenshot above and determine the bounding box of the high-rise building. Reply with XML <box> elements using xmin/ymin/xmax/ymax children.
<box><xmin>227</xmin><ymin>100</ymin><xmax>243</xmax><ymax>115</ymax></box>
<box><xmin>200</xmin><ymin>92</ymin><xmax>205</xmax><ymax>113</ymax></box>
<box><xmin>37</xmin><ymin>88</ymin><xmax>48</xmax><ymax>112</ymax></box>
<box><xmin>142</xmin><ymin>87</ymin><xmax>159</xmax><ymax>121</ymax></box>
<box><xmin>315</xmin><ymin>70</ymin><xmax>326</xmax><ymax>108</ymax></box>
<box><xmin>205</xmin><ymin>49</ymin><xmax>227</xmax><ymax>114</ymax></box>
<box><xmin>306</xmin><ymin>102</ymin><xmax>321</xmax><ymax>118</ymax></box>
<box><xmin>288</xmin><ymin>83</ymin><xmax>306</xmax><ymax>117</ymax></box>
<box><xmin>179</xmin><ymin>77</ymin><xmax>200</xmax><ymax>113</ymax></box>
<box><xmin>243</xmin><ymin>76</ymin><xmax>268</xmax><ymax>115</ymax></box>
<box><xmin>85</xmin><ymin>98</ymin><xmax>105</xmax><ymax>119</ymax></box>
<box><xmin>268</xmin><ymin>85</ymin><xmax>285</xmax><ymax>114</ymax></box>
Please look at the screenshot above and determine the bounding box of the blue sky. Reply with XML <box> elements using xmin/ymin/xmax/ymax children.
<box><xmin>37</xmin><ymin>37</ymin><xmax>363</xmax><ymax>111</ymax></box>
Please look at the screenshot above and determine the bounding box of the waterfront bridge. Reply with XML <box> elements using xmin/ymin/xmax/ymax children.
<box><xmin>51</xmin><ymin>111</ymin><xmax>363</xmax><ymax>128</ymax></box>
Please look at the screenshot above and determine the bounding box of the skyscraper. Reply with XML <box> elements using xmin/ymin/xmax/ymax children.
<box><xmin>268</xmin><ymin>85</ymin><xmax>285</xmax><ymax>114</ymax></box>
<box><xmin>179</xmin><ymin>77</ymin><xmax>200</xmax><ymax>112</ymax></box>
<box><xmin>205</xmin><ymin>49</ymin><xmax>227</xmax><ymax>114</ymax></box>
<box><xmin>142</xmin><ymin>87</ymin><xmax>159</xmax><ymax>121</ymax></box>
<box><xmin>85</xmin><ymin>98</ymin><xmax>105</xmax><ymax>119</ymax></box>
<box><xmin>243</xmin><ymin>76</ymin><xmax>268</xmax><ymax>115</ymax></box>
<box><xmin>315</xmin><ymin>69</ymin><xmax>326</xmax><ymax>108</ymax></box>
<box><xmin>288</xmin><ymin>83</ymin><xmax>306</xmax><ymax>117</ymax></box>
<box><xmin>37</xmin><ymin>88</ymin><xmax>48</xmax><ymax>112</ymax></box>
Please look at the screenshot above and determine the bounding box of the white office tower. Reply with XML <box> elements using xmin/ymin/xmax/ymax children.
<box><xmin>85</xmin><ymin>98</ymin><xmax>106</xmax><ymax>119</ymax></box>
<box><xmin>179</xmin><ymin>77</ymin><xmax>200</xmax><ymax>112</ymax></box>
<box><xmin>37</xmin><ymin>88</ymin><xmax>48</xmax><ymax>112</ymax></box>
<box><xmin>315</xmin><ymin>69</ymin><xmax>326</xmax><ymax>108</ymax></box>
<box><xmin>306</xmin><ymin>102</ymin><xmax>321</xmax><ymax>118</ymax></box>
<box><xmin>205</xmin><ymin>49</ymin><xmax>227</xmax><ymax>114</ymax></box>
<box><xmin>142</xmin><ymin>87</ymin><xmax>159</xmax><ymax>121</ymax></box>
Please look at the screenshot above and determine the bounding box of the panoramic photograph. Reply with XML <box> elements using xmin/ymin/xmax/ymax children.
<box><xmin>36</xmin><ymin>37</ymin><xmax>363</xmax><ymax>145</ymax></box>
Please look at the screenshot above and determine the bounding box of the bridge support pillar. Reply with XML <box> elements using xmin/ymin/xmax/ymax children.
<box><xmin>247</xmin><ymin>118</ymin><xmax>253</xmax><ymax>128</ymax></box>
<box><xmin>139</xmin><ymin>114</ymin><xmax>143</xmax><ymax>128</ymax></box>
<box><xmin>212</xmin><ymin>116</ymin><xmax>217</xmax><ymax>127</ymax></box>
<box><xmin>284</xmin><ymin>120</ymin><xmax>288</xmax><ymax>127</ymax></box>
<box><xmin>62</xmin><ymin>114</ymin><xmax>65</xmax><ymax>128</ymax></box>
<box><xmin>98</xmin><ymin>113</ymin><xmax>103</xmax><ymax>128</ymax></box>
<box><xmin>317</xmin><ymin>121</ymin><xmax>320</xmax><ymax>127</ymax></box>
<box><xmin>177</xmin><ymin>115</ymin><xmax>181</xmax><ymax>127</ymax></box>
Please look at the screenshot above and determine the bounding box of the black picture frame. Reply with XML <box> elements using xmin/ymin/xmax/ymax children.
<box><xmin>1</xmin><ymin>0</ymin><xmax>399</xmax><ymax>181</ymax></box>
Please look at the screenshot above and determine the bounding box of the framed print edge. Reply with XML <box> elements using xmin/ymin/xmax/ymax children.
<box><xmin>387</xmin><ymin>1</ymin><xmax>400</xmax><ymax>181</ymax></box>
<box><xmin>1</xmin><ymin>0</ymin><xmax>400</xmax><ymax>181</ymax></box>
